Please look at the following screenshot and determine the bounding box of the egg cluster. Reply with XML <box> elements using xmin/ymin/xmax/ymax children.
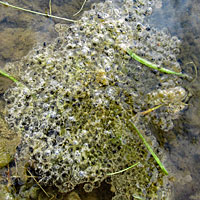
<box><xmin>4</xmin><ymin>0</ymin><xmax>187</xmax><ymax>199</ymax></box>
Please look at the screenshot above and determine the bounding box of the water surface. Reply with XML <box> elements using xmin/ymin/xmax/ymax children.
<box><xmin>149</xmin><ymin>0</ymin><xmax>200</xmax><ymax>199</ymax></box>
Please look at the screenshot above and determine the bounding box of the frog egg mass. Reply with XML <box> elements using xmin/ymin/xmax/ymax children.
<box><xmin>3</xmin><ymin>0</ymin><xmax>187</xmax><ymax>199</ymax></box>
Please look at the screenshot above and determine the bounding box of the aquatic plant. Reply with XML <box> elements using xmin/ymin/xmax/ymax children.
<box><xmin>127</xmin><ymin>49</ymin><xmax>189</xmax><ymax>78</ymax></box>
<box><xmin>0</xmin><ymin>68</ymin><xmax>19</xmax><ymax>83</ymax></box>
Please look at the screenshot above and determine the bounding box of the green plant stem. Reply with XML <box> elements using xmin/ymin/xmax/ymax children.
<box><xmin>107</xmin><ymin>162</ymin><xmax>140</xmax><ymax>176</ymax></box>
<box><xmin>130</xmin><ymin>121</ymin><xmax>168</xmax><ymax>175</ymax></box>
<box><xmin>27</xmin><ymin>169</ymin><xmax>50</xmax><ymax>197</ymax></box>
<box><xmin>127</xmin><ymin>49</ymin><xmax>188</xmax><ymax>78</ymax></box>
<box><xmin>0</xmin><ymin>68</ymin><xmax>19</xmax><ymax>83</ymax></box>
<box><xmin>0</xmin><ymin>68</ymin><xmax>26</xmax><ymax>88</ymax></box>
<box><xmin>0</xmin><ymin>1</ymin><xmax>76</xmax><ymax>22</ymax></box>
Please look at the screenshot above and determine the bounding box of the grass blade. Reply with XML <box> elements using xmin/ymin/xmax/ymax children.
<box><xmin>0</xmin><ymin>68</ymin><xmax>27</xmax><ymax>89</ymax></box>
<box><xmin>127</xmin><ymin>49</ymin><xmax>188</xmax><ymax>78</ymax></box>
<box><xmin>132</xmin><ymin>194</ymin><xmax>145</xmax><ymax>200</ymax></box>
<box><xmin>130</xmin><ymin>121</ymin><xmax>168</xmax><ymax>175</ymax></box>
<box><xmin>107</xmin><ymin>162</ymin><xmax>140</xmax><ymax>176</ymax></box>
<box><xmin>0</xmin><ymin>68</ymin><xmax>19</xmax><ymax>83</ymax></box>
<box><xmin>73</xmin><ymin>0</ymin><xmax>87</xmax><ymax>16</ymax></box>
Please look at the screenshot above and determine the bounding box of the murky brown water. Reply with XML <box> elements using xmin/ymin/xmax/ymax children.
<box><xmin>0</xmin><ymin>0</ymin><xmax>200</xmax><ymax>199</ymax></box>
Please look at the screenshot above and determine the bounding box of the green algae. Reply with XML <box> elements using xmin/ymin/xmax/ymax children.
<box><xmin>0</xmin><ymin>152</ymin><xmax>12</xmax><ymax>168</ymax></box>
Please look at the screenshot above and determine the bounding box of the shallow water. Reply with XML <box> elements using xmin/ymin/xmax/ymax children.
<box><xmin>0</xmin><ymin>0</ymin><xmax>200</xmax><ymax>199</ymax></box>
<box><xmin>149</xmin><ymin>0</ymin><xmax>200</xmax><ymax>199</ymax></box>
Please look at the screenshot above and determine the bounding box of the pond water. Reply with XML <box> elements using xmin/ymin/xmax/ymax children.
<box><xmin>0</xmin><ymin>0</ymin><xmax>199</xmax><ymax>199</ymax></box>
<box><xmin>149</xmin><ymin>1</ymin><xmax>200</xmax><ymax>199</ymax></box>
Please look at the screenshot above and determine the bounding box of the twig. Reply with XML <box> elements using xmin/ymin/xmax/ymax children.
<box><xmin>73</xmin><ymin>0</ymin><xmax>87</xmax><ymax>16</ymax></box>
<box><xmin>130</xmin><ymin>121</ymin><xmax>168</xmax><ymax>175</ymax></box>
<box><xmin>7</xmin><ymin>163</ymin><xmax>12</xmax><ymax>187</ymax></box>
<box><xmin>0</xmin><ymin>1</ymin><xmax>76</xmax><ymax>22</ymax></box>
<box><xmin>107</xmin><ymin>162</ymin><xmax>140</xmax><ymax>176</ymax></box>
<box><xmin>27</xmin><ymin>169</ymin><xmax>50</xmax><ymax>197</ymax></box>
<box><xmin>127</xmin><ymin>49</ymin><xmax>189</xmax><ymax>78</ymax></box>
<box><xmin>14</xmin><ymin>158</ymin><xmax>18</xmax><ymax>177</ymax></box>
